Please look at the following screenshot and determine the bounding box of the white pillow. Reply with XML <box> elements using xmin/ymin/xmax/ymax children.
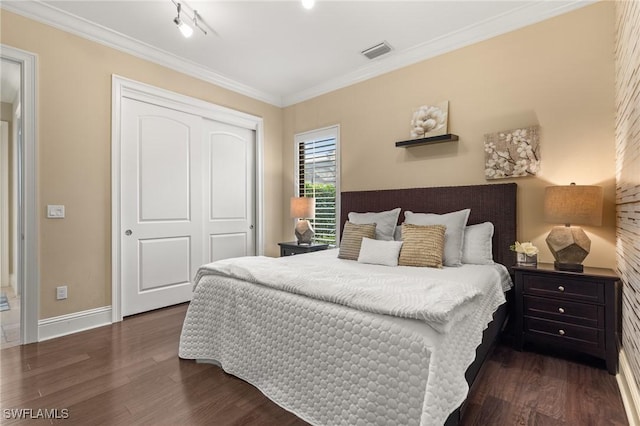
<box><xmin>404</xmin><ymin>209</ymin><xmax>471</xmax><ymax>267</ymax></box>
<box><xmin>348</xmin><ymin>207</ymin><xmax>401</xmax><ymax>241</ymax></box>
<box><xmin>462</xmin><ymin>222</ymin><xmax>495</xmax><ymax>265</ymax></box>
<box><xmin>357</xmin><ymin>237</ymin><xmax>404</xmax><ymax>267</ymax></box>
<box><xmin>393</xmin><ymin>225</ymin><xmax>402</xmax><ymax>241</ymax></box>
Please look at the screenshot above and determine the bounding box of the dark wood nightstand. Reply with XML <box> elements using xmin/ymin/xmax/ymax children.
<box><xmin>278</xmin><ymin>241</ymin><xmax>329</xmax><ymax>257</ymax></box>
<box><xmin>513</xmin><ymin>263</ymin><xmax>621</xmax><ymax>375</ymax></box>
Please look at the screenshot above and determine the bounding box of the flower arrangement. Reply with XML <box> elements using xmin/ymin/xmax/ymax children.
<box><xmin>510</xmin><ymin>241</ymin><xmax>538</xmax><ymax>266</ymax></box>
<box><xmin>510</xmin><ymin>241</ymin><xmax>539</xmax><ymax>255</ymax></box>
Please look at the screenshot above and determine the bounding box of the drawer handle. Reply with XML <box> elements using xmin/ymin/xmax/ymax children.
<box><xmin>558</xmin><ymin>329</ymin><xmax>565</xmax><ymax>336</ymax></box>
<box><xmin>558</xmin><ymin>286</ymin><xmax>565</xmax><ymax>292</ymax></box>
<box><xmin>558</xmin><ymin>307</ymin><xmax>565</xmax><ymax>314</ymax></box>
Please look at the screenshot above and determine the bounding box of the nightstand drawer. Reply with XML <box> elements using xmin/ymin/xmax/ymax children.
<box><xmin>522</xmin><ymin>275</ymin><xmax>604</xmax><ymax>303</ymax></box>
<box><xmin>524</xmin><ymin>296</ymin><xmax>603</xmax><ymax>328</ymax></box>
<box><xmin>524</xmin><ymin>317</ymin><xmax>603</xmax><ymax>349</ymax></box>
<box><xmin>281</xmin><ymin>247</ymin><xmax>299</xmax><ymax>256</ymax></box>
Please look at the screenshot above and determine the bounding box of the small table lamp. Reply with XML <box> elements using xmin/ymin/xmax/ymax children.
<box><xmin>544</xmin><ymin>183</ymin><xmax>603</xmax><ymax>272</ymax></box>
<box><xmin>290</xmin><ymin>197</ymin><xmax>316</xmax><ymax>245</ymax></box>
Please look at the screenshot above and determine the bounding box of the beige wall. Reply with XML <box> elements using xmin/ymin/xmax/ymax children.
<box><xmin>283</xmin><ymin>2</ymin><xmax>617</xmax><ymax>269</ymax></box>
<box><xmin>0</xmin><ymin>102</ymin><xmax>13</xmax><ymax>122</ymax></box>
<box><xmin>0</xmin><ymin>10</ymin><xmax>284</xmax><ymax>319</ymax></box>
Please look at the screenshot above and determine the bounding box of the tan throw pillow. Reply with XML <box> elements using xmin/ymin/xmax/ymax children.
<box><xmin>338</xmin><ymin>222</ymin><xmax>377</xmax><ymax>260</ymax></box>
<box><xmin>398</xmin><ymin>224</ymin><xmax>446</xmax><ymax>268</ymax></box>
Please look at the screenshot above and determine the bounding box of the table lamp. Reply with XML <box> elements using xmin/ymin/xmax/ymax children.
<box><xmin>543</xmin><ymin>183</ymin><xmax>603</xmax><ymax>272</ymax></box>
<box><xmin>290</xmin><ymin>197</ymin><xmax>316</xmax><ymax>245</ymax></box>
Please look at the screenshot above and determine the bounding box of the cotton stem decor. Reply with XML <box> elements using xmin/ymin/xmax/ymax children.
<box><xmin>410</xmin><ymin>101</ymin><xmax>448</xmax><ymax>139</ymax></box>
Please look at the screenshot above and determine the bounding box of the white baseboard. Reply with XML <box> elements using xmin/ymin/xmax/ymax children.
<box><xmin>38</xmin><ymin>306</ymin><xmax>112</xmax><ymax>341</ymax></box>
<box><xmin>618</xmin><ymin>349</ymin><xmax>640</xmax><ymax>426</ymax></box>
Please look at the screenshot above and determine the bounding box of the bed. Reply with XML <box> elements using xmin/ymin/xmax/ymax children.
<box><xmin>179</xmin><ymin>183</ymin><xmax>517</xmax><ymax>425</ymax></box>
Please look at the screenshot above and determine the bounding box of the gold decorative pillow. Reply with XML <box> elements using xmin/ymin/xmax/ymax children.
<box><xmin>398</xmin><ymin>224</ymin><xmax>446</xmax><ymax>268</ymax></box>
<box><xmin>338</xmin><ymin>222</ymin><xmax>377</xmax><ymax>260</ymax></box>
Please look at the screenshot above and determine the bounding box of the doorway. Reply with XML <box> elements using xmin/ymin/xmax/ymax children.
<box><xmin>0</xmin><ymin>45</ymin><xmax>39</xmax><ymax>345</ymax></box>
<box><xmin>1</xmin><ymin>118</ymin><xmax>18</xmax><ymax>348</ymax></box>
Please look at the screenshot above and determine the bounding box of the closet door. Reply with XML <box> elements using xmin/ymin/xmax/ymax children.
<box><xmin>202</xmin><ymin>119</ymin><xmax>255</xmax><ymax>262</ymax></box>
<box><xmin>120</xmin><ymin>98</ymin><xmax>203</xmax><ymax>316</ymax></box>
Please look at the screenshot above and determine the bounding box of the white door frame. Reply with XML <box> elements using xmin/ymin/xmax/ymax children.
<box><xmin>1</xmin><ymin>121</ymin><xmax>9</xmax><ymax>287</ymax></box>
<box><xmin>111</xmin><ymin>75</ymin><xmax>265</xmax><ymax>322</ymax></box>
<box><xmin>0</xmin><ymin>45</ymin><xmax>39</xmax><ymax>344</ymax></box>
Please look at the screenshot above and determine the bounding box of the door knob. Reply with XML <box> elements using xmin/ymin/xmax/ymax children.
<box><xmin>249</xmin><ymin>225</ymin><xmax>254</xmax><ymax>229</ymax></box>
<box><xmin>125</xmin><ymin>229</ymin><xmax>132</xmax><ymax>236</ymax></box>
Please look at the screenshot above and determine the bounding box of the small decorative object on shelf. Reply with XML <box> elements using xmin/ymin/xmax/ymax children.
<box><xmin>511</xmin><ymin>241</ymin><xmax>539</xmax><ymax>267</ymax></box>
<box><xmin>410</xmin><ymin>101</ymin><xmax>449</xmax><ymax>139</ymax></box>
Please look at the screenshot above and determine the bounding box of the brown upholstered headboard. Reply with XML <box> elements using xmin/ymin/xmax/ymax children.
<box><xmin>340</xmin><ymin>183</ymin><xmax>517</xmax><ymax>267</ymax></box>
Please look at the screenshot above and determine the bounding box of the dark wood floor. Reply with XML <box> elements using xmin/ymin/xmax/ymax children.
<box><xmin>460</xmin><ymin>343</ymin><xmax>628</xmax><ymax>426</ymax></box>
<box><xmin>0</xmin><ymin>304</ymin><xmax>628</xmax><ymax>425</ymax></box>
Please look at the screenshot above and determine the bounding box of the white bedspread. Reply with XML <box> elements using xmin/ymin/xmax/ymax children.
<box><xmin>179</xmin><ymin>250</ymin><xmax>512</xmax><ymax>426</ymax></box>
<box><xmin>194</xmin><ymin>254</ymin><xmax>485</xmax><ymax>333</ymax></box>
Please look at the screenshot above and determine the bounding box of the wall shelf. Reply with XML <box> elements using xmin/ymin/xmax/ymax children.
<box><xmin>395</xmin><ymin>133</ymin><xmax>459</xmax><ymax>148</ymax></box>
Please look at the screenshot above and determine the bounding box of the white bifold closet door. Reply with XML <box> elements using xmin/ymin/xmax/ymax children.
<box><xmin>202</xmin><ymin>119</ymin><xmax>255</xmax><ymax>263</ymax></box>
<box><xmin>120</xmin><ymin>98</ymin><xmax>255</xmax><ymax>316</ymax></box>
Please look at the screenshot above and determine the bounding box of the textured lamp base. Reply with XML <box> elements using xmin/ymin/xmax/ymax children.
<box><xmin>294</xmin><ymin>219</ymin><xmax>315</xmax><ymax>245</ymax></box>
<box><xmin>546</xmin><ymin>226</ymin><xmax>590</xmax><ymax>273</ymax></box>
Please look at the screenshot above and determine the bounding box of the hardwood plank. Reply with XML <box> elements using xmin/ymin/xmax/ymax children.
<box><xmin>0</xmin><ymin>303</ymin><xmax>628</xmax><ymax>426</ymax></box>
<box><xmin>460</xmin><ymin>395</ymin><xmax>513</xmax><ymax>426</ymax></box>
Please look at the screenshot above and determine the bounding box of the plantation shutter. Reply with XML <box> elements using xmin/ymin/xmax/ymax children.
<box><xmin>295</xmin><ymin>128</ymin><xmax>339</xmax><ymax>245</ymax></box>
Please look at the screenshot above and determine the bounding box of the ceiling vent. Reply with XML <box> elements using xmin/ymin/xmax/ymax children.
<box><xmin>361</xmin><ymin>41</ymin><xmax>393</xmax><ymax>60</ymax></box>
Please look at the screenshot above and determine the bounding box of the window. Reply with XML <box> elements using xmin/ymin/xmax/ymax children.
<box><xmin>295</xmin><ymin>126</ymin><xmax>340</xmax><ymax>246</ymax></box>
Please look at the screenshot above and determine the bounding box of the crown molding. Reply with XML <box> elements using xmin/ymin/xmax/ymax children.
<box><xmin>282</xmin><ymin>0</ymin><xmax>595</xmax><ymax>106</ymax></box>
<box><xmin>1</xmin><ymin>1</ymin><xmax>283</xmax><ymax>107</ymax></box>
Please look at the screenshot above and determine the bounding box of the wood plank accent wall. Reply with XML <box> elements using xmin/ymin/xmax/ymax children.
<box><xmin>615</xmin><ymin>0</ymin><xmax>640</xmax><ymax>394</ymax></box>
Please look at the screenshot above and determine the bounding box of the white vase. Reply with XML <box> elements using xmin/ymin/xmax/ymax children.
<box><xmin>517</xmin><ymin>252</ymin><xmax>537</xmax><ymax>267</ymax></box>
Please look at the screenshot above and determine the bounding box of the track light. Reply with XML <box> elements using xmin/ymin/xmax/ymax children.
<box><xmin>172</xmin><ymin>0</ymin><xmax>212</xmax><ymax>38</ymax></box>
<box><xmin>301</xmin><ymin>0</ymin><xmax>315</xmax><ymax>10</ymax></box>
<box><xmin>173</xmin><ymin>3</ymin><xmax>193</xmax><ymax>38</ymax></box>
<box><xmin>177</xmin><ymin>21</ymin><xmax>193</xmax><ymax>38</ymax></box>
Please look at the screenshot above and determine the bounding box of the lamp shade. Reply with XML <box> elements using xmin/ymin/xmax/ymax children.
<box><xmin>290</xmin><ymin>197</ymin><xmax>315</xmax><ymax>219</ymax></box>
<box><xmin>544</xmin><ymin>184</ymin><xmax>603</xmax><ymax>226</ymax></box>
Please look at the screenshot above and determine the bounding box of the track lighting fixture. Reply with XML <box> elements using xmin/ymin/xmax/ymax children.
<box><xmin>173</xmin><ymin>3</ymin><xmax>193</xmax><ymax>38</ymax></box>
<box><xmin>301</xmin><ymin>0</ymin><xmax>315</xmax><ymax>10</ymax></box>
<box><xmin>171</xmin><ymin>0</ymin><xmax>212</xmax><ymax>38</ymax></box>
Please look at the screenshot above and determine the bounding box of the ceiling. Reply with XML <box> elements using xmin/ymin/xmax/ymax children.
<box><xmin>2</xmin><ymin>0</ymin><xmax>592</xmax><ymax>106</ymax></box>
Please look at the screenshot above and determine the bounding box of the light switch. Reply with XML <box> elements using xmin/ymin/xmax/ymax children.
<box><xmin>47</xmin><ymin>205</ymin><xmax>65</xmax><ymax>218</ymax></box>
